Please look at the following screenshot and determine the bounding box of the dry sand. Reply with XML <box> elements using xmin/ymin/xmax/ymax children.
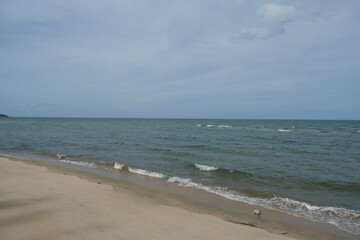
<box><xmin>0</xmin><ymin>156</ymin><xmax>349</xmax><ymax>240</ymax></box>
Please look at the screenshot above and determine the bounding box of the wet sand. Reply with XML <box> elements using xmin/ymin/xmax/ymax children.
<box><xmin>0</xmin><ymin>156</ymin><xmax>355</xmax><ymax>240</ymax></box>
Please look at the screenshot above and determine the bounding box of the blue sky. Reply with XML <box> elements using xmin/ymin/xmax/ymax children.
<box><xmin>1</xmin><ymin>0</ymin><xmax>359</xmax><ymax>119</ymax></box>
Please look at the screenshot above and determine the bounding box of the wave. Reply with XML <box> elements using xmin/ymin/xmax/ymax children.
<box><xmin>148</xmin><ymin>147</ymin><xmax>173</xmax><ymax>153</ymax></box>
<box><xmin>218</xmin><ymin>125</ymin><xmax>232</xmax><ymax>128</ymax></box>
<box><xmin>59</xmin><ymin>160</ymin><xmax>96</xmax><ymax>168</ymax></box>
<box><xmin>276</xmin><ymin>127</ymin><xmax>360</xmax><ymax>135</ymax></box>
<box><xmin>147</xmin><ymin>147</ymin><xmax>197</xmax><ymax>158</ymax></box>
<box><xmin>113</xmin><ymin>162</ymin><xmax>166</xmax><ymax>179</ymax></box>
<box><xmin>271</xmin><ymin>198</ymin><xmax>360</xmax><ymax>235</ymax></box>
<box><xmin>196</xmin><ymin>124</ymin><xmax>232</xmax><ymax>128</ymax></box>
<box><xmin>178</xmin><ymin>144</ymin><xmax>240</xmax><ymax>156</ymax></box>
<box><xmin>196</xmin><ymin>124</ymin><xmax>360</xmax><ymax>136</ymax></box>
<box><xmin>277</xmin><ymin>129</ymin><xmax>292</xmax><ymax>132</ymax></box>
<box><xmin>128</xmin><ymin>168</ymin><xmax>166</xmax><ymax>179</ymax></box>
<box><xmin>114</xmin><ymin>162</ymin><xmax>124</xmax><ymax>169</ymax></box>
<box><xmin>167</xmin><ymin>176</ymin><xmax>360</xmax><ymax>235</ymax></box>
<box><xmin>189</xmin><ymin>164</ymin><xmax>252</xmax><ymax>178</ymax></box>
<box><xmin>194</xmin><ymin>163</ymin><xmax>218</xmax><ymax>171</ymax></box>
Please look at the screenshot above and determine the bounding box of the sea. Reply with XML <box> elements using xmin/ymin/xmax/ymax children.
<box><xmin>0</xmin><ymin>118</ymin><xmax>359</xmax><ymax>235</ymax></box>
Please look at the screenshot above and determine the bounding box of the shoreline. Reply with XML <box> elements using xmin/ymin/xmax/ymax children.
<box><xmin>1</xmin><ymin>155</ymin><xmax>357</xmax><ymax>240</ymax></box>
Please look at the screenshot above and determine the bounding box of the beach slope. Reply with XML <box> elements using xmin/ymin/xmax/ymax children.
<box><xmin>0</xmin><ymin>156</ymin><xmax>299</xmax><ymax>240</ymax></box>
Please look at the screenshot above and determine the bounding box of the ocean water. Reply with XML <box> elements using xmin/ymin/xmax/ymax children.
<box><xmin>0</xmin><ymin>118</ymin><xmax>359</xmax><ymax>234</ymax></box>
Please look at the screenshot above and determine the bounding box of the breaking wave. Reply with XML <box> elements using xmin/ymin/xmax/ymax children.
<box><xmin>277</xmin><ymin>129</ymin><xmax>292</xmax><ymax>132</ymax></box>
<box><xmin>113</xmin><ymin>162</ymin><xmax>166</xmax><ymax>179</ymax></box>
<box><xmin>114</xmin><ymin>162</ymin><xmax>125</xmax><ymax>169</ymax></box>
<box><xmin>128</xmin><ymin>168</ymin><xmax>166</xmax><ymax>179</ymax></box>
<box><xmin>189</xmin><ymin>164</ymin><xmax>252</xmax><ymax>178</ymax></box>
<box><xmin>59</xmin><ymin>160</ymin><xmax>96</xmax><ymax>168</ymax></box>
<box><xmin>194</xmin><ymin>163</ymin><xmax>218</xmax><ymax>171</ymax></box>
<box><xmin>197</xmin><ymin>124</ymin><xmax>232</xmax><ymax>128</ymax></box>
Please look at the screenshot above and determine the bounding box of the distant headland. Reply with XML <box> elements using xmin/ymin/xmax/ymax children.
<box><xmin>0</xmin><ymin>114</ymin><xmax>9</xmax><ymax>117</ymax></box>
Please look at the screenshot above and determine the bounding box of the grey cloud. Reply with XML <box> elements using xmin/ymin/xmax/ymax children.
<box><xmin>232</xmin><ymin>3</ymin><xmax>297</xmax><ymax>42</ymax></box>
<box><xmin>258</xmin><ymin>3</ymin><xmax>296</xmax><ymax>23</ymax></box>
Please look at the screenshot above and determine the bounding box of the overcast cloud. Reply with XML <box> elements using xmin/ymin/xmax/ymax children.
<box><xmin>1</xmin><ymin>0</ymin><xmax>359</xmax><ymax>119</ymax></box>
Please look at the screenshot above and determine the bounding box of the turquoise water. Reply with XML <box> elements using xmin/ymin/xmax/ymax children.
<box><xmin>0</xmin><ymin>118</ymin><xmax>359</xmax><ymax>234</ymax></box>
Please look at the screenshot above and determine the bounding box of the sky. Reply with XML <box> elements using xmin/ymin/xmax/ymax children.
<box><xmin>1</xmin><ymin>0</ymin><xmax>359</xmax><ymax>119</ymax></box>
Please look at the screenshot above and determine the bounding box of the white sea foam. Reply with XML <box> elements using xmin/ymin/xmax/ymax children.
<box><xmin>168</xmin><ymin>177</ymin><xmax>196</xmax><ymax>186</ymax></box>
<box><xmin>114</xmin><ymin>162</ymin><xmax>165</xmax><ymax>178</ymax></box>
<box><xmin>128</xmin><ymin>167</ymin><xmax>166</xmax><ymax>179</ymax></box>
<box><xmin>60</xmin><ymin>160</ymin><xmax>96</xmax><ymax>168</ymax></box>
<box><xmin>194</xmin><ymin>163</ymin><xmax>218</xmax><ymax>171</ymax></box>
<box><xmin>277</xmin><ymin>129</ymin><xmax>292</xmax><ymax>132</ymax></box>
<box><xmin>114</xmin><ymin>162</ymin><xmax>124</xmax><ymax>169</ymax></box>
<box><xmin>168</xmin><ymin>176</ymin><xmax>238</xmax><ymax>199</ymax></box>
<box><xmin>56</xmin><ymin>153</ymin><xmax>66</xmax><ymax>159</ymax></box>
<box><xmin>197</xmin><ymin>124</ymin><xmax>232</xmax><ymax>128</ymax></box>
<box><xmin>267</xmin><ymin>197</ymin><xmax>360</xmax><ymax>235</ymax></box>
<box><xmin>166</xmin><ymin>176</ymin><xmax>360</xmax><ymax>235</ymax></box>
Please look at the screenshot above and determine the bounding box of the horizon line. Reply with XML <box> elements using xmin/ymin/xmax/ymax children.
<box><xmin>2</xmin><ymin>116</ymin><xmax>359</xmax><ymax>121</ymax></box>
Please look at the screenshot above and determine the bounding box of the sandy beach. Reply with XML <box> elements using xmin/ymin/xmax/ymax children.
<box><xmin>0</xmin><ymin>156</ymin><xmax>354</xmax><ymax>240</ymax></box>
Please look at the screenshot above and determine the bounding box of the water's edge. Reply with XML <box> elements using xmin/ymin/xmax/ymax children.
<box><xmin>1</xmin><ymin>154</ymin><xmax>357</xmax><ymax>240</ymax></box>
